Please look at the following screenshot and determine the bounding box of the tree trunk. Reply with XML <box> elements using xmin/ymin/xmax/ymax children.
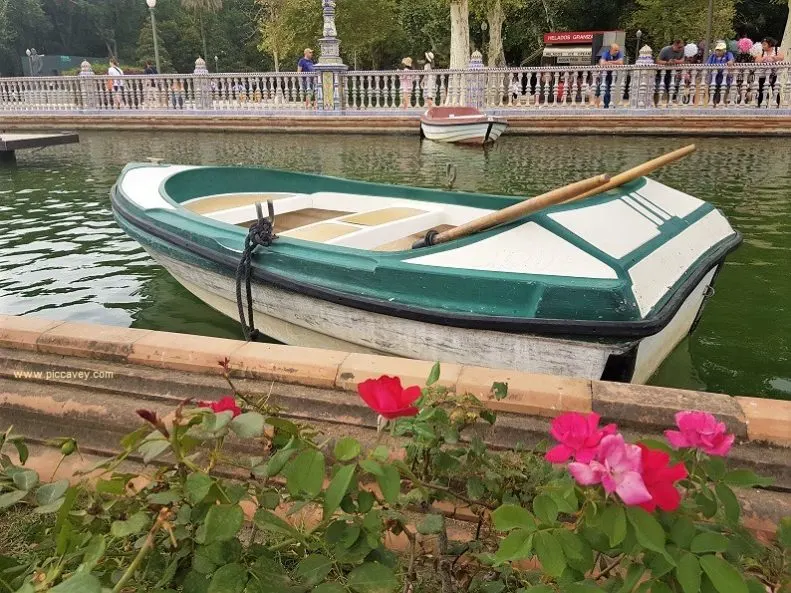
<box><xmin>273</xmin><ymin>50</ymin><xmax>279</xmax><ymax>72</ymax></box>
<box><xmin>449</xmin><ymin>0</ymin><xmax>470</xmax><ymax>69</ymax></box>
<box><xmin>782</xmin><ymin>0</ymin><xmax>791</xmax><ymax>59</ymax></box>
<box><xmin>486</xmin><ymin>0</ymin><xmax>506</xmax><ymax>67</ymax></box>
<box><xmin>200</xmin><ymin>13</ymin><xmax>207</xmax><ymax>59</ymax></box>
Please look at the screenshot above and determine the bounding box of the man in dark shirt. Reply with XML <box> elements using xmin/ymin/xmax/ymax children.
<box><xmin>144</xmin><ymin>60</ymin><xmax>158</xmax><ymax>75</ymax></box>
<box><xmin>297</xmin><ymin>48</ymin><xmax>315</xmax><ymax>108</ymax></box>
<box><xmin>656</xmin><ymin>39</ymin><xmax>685</xmax><ymax>103</ymax></box>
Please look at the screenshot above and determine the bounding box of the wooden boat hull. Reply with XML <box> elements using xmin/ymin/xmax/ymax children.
<box><xmin>420</xmin><ymin>120</ymin><xmax>508</xmax><ymax>145</ymax></box>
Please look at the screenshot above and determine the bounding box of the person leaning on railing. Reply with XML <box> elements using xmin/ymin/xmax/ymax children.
<box><xmin>656</xmin><ymin>39</ymin><xmax>685</xmax><ymax>103</ymax></box>
<box><xmin>597</xmin><ymin>43</ymin><xmax>624</xmax><ymax>108</ymax></box>
<box><xmin>756</xmin><ymin>37</ymin><xmax>785</xmax><ymax>108</ymax></box>
<box><xmin>706</xmin><ymin>42</ymin><xmax>735</xmax><ymax>106</ymax></box>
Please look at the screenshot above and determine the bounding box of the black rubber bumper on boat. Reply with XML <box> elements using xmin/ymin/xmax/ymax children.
<box><xmin>111</xmin><ymin>186</ymin><xmax>743</xmax><ymax>340</ymax></box>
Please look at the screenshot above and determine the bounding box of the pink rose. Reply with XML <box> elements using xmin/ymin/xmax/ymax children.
<box><xmin>665</xmin><ymin>411</ymin><xmax>734</xmax><ymax>457</ymax></box>
<box><xmin>357</xmin><ymin>375</ymin><xmax>422</xmax><ymax>419</ymax></box>
<box><xmin>569</xmin><ymin>434</ymin><xmax>652</xmax><ymax>506</ymax></box>
<box><xmin>545</xmin><ymin>412</ymin><xmax>617</xmax><ymax>464</ymax></box>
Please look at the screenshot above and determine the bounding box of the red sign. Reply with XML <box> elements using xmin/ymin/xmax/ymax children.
<box><xmin>543</xmin><ymin>31</ymin><xmax>600</xmax><ymax>45</ymax></box>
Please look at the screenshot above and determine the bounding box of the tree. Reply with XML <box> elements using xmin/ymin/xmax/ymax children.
<box><xmin>471</xmin><ymin>0</ymin><xmax>525</xmax><ymax>67</ymax></box>
<box><xmin>136</xmin><ymin>15</ymin><xmax>174</xmax><ymax>71</ymax></box>
<box><xmin>449</xmin><ymin>0</ymin><xmax>470</xmax><ymax>68</ymax></box>
<box><xmin>0</xmin><ymin>0</ymin><xmax>50</xmax><ymax>76</ymax></box>
<box><xmin>629</xmin><ymin>0</ymin><xmax>736</xmax><ymax>48</ymax></box>
<box><xmin>337</xmin><ymin>0</ymin><xmax>398</xmax><ymax>69</ymax></box>
<box><xmin>782</xmin><ymin>0</ymin><xmax>790</xmax><ymax>58</ymax></box>
<box><xmin>181</xmin><ymin>0</ymin><xmax>223</xmax><ymax>60</ymax></box>
<box><xmin>256</xmin><ymin>0</ymin><xmax>318</xmax><ymax>71</ymax></box>
<box><xmin>399</xmin><ymin>0</ymin><xmax>450</xmax><ymax>66</ymax></box>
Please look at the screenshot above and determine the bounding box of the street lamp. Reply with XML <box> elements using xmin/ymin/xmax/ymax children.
<box><xmin>146</xmin><ymin>0</ymin><xmax>161</xmax><ymax>74</ymax></box>
<box><xmin>214</xmin><ymin>55</ymin><xmax>218</xmax><ymax>72</ymax></box>
<box><xmin>635</xmin><ymin>30</ymin><xmax>642</xmax><ymax>64</ymax></box>
<box><xmin>25</xmin><ymin>49</ymin><xmax>32</xmax><ymax>76</ymax></box>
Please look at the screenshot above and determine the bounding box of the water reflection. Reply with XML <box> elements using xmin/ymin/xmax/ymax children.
<box><xmin>0</xmin><ymin>131</ymin><xmax>788</xmax><ymax>399</ymax></box>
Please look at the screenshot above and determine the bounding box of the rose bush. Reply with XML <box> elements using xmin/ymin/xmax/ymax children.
<box><xmin>0</xmin><ymin>363</ymin><xmax>788</xmax><ymax>593</ymax></box>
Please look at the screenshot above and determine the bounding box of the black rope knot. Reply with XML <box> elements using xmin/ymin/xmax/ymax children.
<box><xmin>235</xmin><ymin>202</ymin><xmax>276</xmax><ymax>342</ymax></box>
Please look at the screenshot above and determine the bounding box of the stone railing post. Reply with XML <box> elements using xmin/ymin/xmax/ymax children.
<box><xmin>466</xmin><ymin>50</ymin><xmax>485</xmax><ymax>108</ymax></box>
<box><xmin>193</xmin><ymin>57</ymin><xmax>211</xmax><ymax>110</ymax></box>
<box><xmin>78</xmin><ymin>60</ymin><xmax>97</xmax><ymax>112</ymax></box>
<box><xmin>629</xmin><ymin>45</ymin><xmax>656</xmax><ymax>109</ymax></box>
<box><xmin>314</xmin><ymin>0</ymin><xmax>347</xmax><ymax>111</ymax></box>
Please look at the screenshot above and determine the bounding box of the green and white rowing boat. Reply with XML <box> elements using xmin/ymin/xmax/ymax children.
<box><xmin>111</xmin><ymin>160</ymin><xmax>740</xmax><ymax>384</ymax></box>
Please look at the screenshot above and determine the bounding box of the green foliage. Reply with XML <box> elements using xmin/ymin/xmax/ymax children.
<box><xmin>629</xmin><ymin>0</ymin><xmax>736</xmax><ymax>49</ymax></box>
<box><xmin>0</xmin><ymin>368</ymin><xmax>788</xmax><ymax>593</ymax></box>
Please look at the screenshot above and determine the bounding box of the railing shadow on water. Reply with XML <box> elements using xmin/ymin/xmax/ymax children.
<box><xmin>1</xmin><ymin>64</ymin><xmax>790</xmax><ymax>114</ymax></box>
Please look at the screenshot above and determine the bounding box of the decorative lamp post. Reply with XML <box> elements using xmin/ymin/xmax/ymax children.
<box><xmin>25</xmin><ymin>49</ymin><xmax>32</xmax><ymax>76</ymax></box>
<box><xmin>214</xmin><ymin>55</ymin><xmax>219</xmax><ymax>73</ymax></box>
<box><xmin>635</xmin><ymin>30</ymin><xmax>642</xmax><ymax>64</ymax></box>
<box><xmin>314</xmin><ymin>0</ymin><xmax>347</xmax><ymax>111</ymax></box>
<box><xmin>146</xmin><ymin>0</ymin><xmax>161</xmax><ymax>74</ymax></box>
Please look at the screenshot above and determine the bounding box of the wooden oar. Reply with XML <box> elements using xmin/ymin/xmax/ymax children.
<box><xmin>562</xmin><ymin>144</ymin><xmax>696</xmax><ymax>204</ymax></box>
<box><xmin>411</xmin><ymin>173</ymin><xmax>610</xmax><ymax>249</ymax></box>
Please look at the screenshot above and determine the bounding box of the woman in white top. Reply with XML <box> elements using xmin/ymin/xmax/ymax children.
<box><xmin>107</xmin><ymin>59</ymin><xmax>124</xmax><ymax>108</ymax></box>
<box><xmin>422</xmin><ymin>51</ymin><xmax>436</xmax><ymax>106</ymax></box>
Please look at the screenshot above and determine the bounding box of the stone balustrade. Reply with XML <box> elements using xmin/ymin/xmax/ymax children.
<box><xmin>1</xmin><ymin>59</ymin><xmax>790</xmax><ymax>114</ymax></box>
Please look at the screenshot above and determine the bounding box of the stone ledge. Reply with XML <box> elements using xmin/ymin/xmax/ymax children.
<box><xmin>2</xmin><ymin>314</ymin><xmax>790</xmax><ymax>450</ymax></box>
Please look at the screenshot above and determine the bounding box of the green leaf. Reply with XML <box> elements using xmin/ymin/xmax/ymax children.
<box><xmin>347</xmin><ymin>561</ymin><xmax>399</xmax><ymax>593</ymax></box>
<box><xmin>287</xmin><ymin>449</ymin><xmax>325</xmax><ymax>497</ymax></box>
<box><xmin>36</xmin><ymin>479</ymin><xmax>70</xmax><ymax>506</ymax></box>
<box><xmin>229</xmin><ymin>412</ymin><xmax>265</xmax><ymax>438</ymax></box>
<box><xmin>555</xmin><ymin>530</ymin><xmax>592</xmax><ymax>572</ymax></box>
<box><xmin>265</xmin><ymin>446</ymin><xmax>296</xmax><ymax>478</ymax></box>
<box><xmin>12</xmin><ymin>468</ymin><xmax>38</xmax><ymax>491</ymax></box>
<box><xmin>426</xmin><ymin>361</ymin><xmax>441</xmax><ymax>386</ymax></box>
<box><xmin>494</xmin><ymin>529</ymin><xmax>533</xmax><ymax>563</ymax></box>
<box><xmin>722</xmin><ymin>470</ymin><xmax>773</xmax><ymax>488</ymax></box>
<box><xmin>416</xmin><ymin>514</ymin><xmax>444</xmax><ymax>535</ymax></box>
<box><xmin>357</xmin><ymin>490</ymin><xmax>375</xmax><ymax>513</ymax></box>
<box><xmin>637</xmin><ymin>438</ymin><xmax>672</xmax><ymax>453</ymax></box>
<box><xmin>185</xmin><ymin>473</ymin><xmax>214</xmax><ymax>505</ymax></box>
<box><xmin>492</xmin><ymin>504</ymin><xmax>538</xmax><ymax>532</ymax></box>
<box><xmin>360</xmin><ymin>459</ymin><xmax>383</xmax><ymax>476</ymax></box>
<box><xmin>313</xmin><ymin>584</ymin><xmax>346</xmax><ymax>593</ymax></box>
<box><xmin>375</xmin><ymin>464</ymin><xmax>400</xmax><ymax>504</ymax></box>
<box><xmin>183</xmin><ymin>570</ymin><xmax>210</xmax><ymax>593</ymax></box>
<box><xmin>79</xmin><ymin>535</ymin><xmax>106</xmax><ymax>573</ymax></box>
<box><xmin>699</xmin><ymin>554</ymin><xmax>747</xmax><ymax>593</ymax></box>
<box><xmin>201</xmin><ymin>504</ymin><xmax>244</xmax><ymax>544</ymax></box>
<box><xmin>648</xmin><ymin>552</ymin><xmax>675</xmax><ymax>579</ymax></box>
<box><xmin>676</xmin><ymin>552</ymin><xmax>702</xmax><ymax>593</ymax></box>
<box><xmin>713</xmin><ymin>484</ymin><xmax>739</xmax><ymax>525</ymax></box>
<box><xmin>49</xmin><ymin>572</ymin><xmax>102</xmax><ymax>593</ymax></box>
<box><xmin>139</xmin><ymin>436</ymin><xmax>170</xmax><ymax>464</ymax></box>
<box><xmin>649</xmin><ymin>583</ymin><xmax>673</xmax><ymax>593</ymax></box>
<box><xmin>207</xmin><ymin>563</ymin><xmax>248</xmax><ymax>593</ymax></box>
<box><xmin>95</xmin><ymin>477</ymin><xmax>126</xmax><ymax>495</ymax></box>
<box><xmin>690</xmin><ymin>532</ymin><xmax>729</xmax><ymax>554</ymax></box>
<box><xmin>671</xmin><ymin>518</ymin><xmax>697</xmax><ymax>548</ymax></box>
<box><xmin>148</xmin><ymin>490</ymin><xmax>181</xmax><ymax>505</ymax></box>
<box><xmin>695</xmin><ymin>488</ymin><xmax>718</xmax><ymax>519</ymax></box>
<box><xmin>746</xmin><ymin>578</ymin><xmax>768</xmax><ymax>593</ymax></box>
<box><xmin>626</xmin><ymin>507</ymin><xmax>666</xmax><ymax>554</ymax></box>
<box><xmin>111</xmin><ymin>511</ymin><xmax>149</xmax><ymax>538</ymax></box>
<box><xmin>534</xmin><ymin>531</ymin><xmax>566</xmax><ymax>578</ymax></box>
<box><xmin>778</xmin><ymin>517</ymin><xmax>791</xmax><ymax>550</ymax></box>
<box><xmin>295</xmin><ymin>554</ymin><xmax>333</xmax><ymax>586</ymax></box>
<box><xmin>533</xmin><ymin>494</ymin><xmax>559</xmax><ymax>524</ymax></box>
<box><xmin>253</xmin><ymin>508</ymin><xmax>301</xmax><ymax>539</ymax></box>
<box><xmin>334</xmin><ymin>437</ymin><xmax>362</xmax><ymax>461</ymax></box>
<box><xmin>324</xmin><ymin>464</ymin><xmax>356</xmax><ymax>519</ymax></box>
<box><xmin>562</xmin><ymin>584</ymin><xmax>606</xmax><ymax>593</ymax></box>
<box><xmin>519</xmin><ymin>586</ymin><xmax>554</xmax><ymax>593</ymax></box>
<box><xmin>0</xmin><ymin>489</ymin><xmax>28</xmax><ymax>509</ymax></box>
<box><xmin>12</xmin><ymin>439</ymin><xmax>28</xmax><ymax>464</ymax></box>
<box><xmin>704</xmin><ymin>458</ymin><xmax>726</xmax><ymax>481</ymax></box>
<box><xmin>33</xmin><ymin>498</ymin><xmax>66</xmax><ymax>514</ymax></box>
<box><xmin>491</xmin><ymin>381</ymin><xmax>508</xmax><ymax>400</ymax></box>
<box><xmin>601</xmin><ymin>505</ymin><xmax>627</xmax><ymax>547</ymax></box>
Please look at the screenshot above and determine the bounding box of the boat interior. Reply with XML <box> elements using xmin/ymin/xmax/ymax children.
<box><xmin>182</xmin><ymin>191</ymin><xmax>490</xmax><ymax>251</ymax></box>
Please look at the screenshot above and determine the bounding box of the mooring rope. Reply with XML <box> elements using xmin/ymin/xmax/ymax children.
<box><xmin>235</xmin><ymin>202</ymin><xmax>275</xmax><ymax>341</ymax></box>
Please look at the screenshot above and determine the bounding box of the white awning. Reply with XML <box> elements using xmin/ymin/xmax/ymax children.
<box><xmin>542</xmin><ymin>46</ymin><xmax>592</xmax><ymax>58</ymax></box>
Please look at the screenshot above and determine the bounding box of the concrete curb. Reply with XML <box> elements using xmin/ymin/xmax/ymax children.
<box><xmin>1</xmin><ymin>314</ymin><xmax>789</xmax><ymax>450</ymax></box>
<box><xmin>4</xmin><ymin>113</ymin><xmax>791</xmax><ymax>136</ymax></box>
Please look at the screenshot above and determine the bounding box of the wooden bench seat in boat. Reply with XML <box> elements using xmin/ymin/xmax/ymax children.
<box><xmin>183</xmin><ymin>192</ymin><xmax>298</xmax><ymax>214</ymax></box>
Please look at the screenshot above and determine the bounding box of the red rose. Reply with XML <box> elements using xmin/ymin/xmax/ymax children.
<box><xmin>357</xmin><ymin>376</ymin><xmax>422</xmax><ymax>419</ymax></box>
<box><xmin>198</xmin><ymin>396</ymin><xmax>242</xmax><ymax>418</ymax></box>
<box><xmin>638</xmin><ymin>444</ymin><xmax>688</xmax><ymax>512</ymax></box>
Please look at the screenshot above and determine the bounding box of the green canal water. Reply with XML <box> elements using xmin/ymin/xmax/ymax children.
<box><xmin>0</xmin><ymin>131</ymin><xmax>789</xmax><ymax>399</ymax></box>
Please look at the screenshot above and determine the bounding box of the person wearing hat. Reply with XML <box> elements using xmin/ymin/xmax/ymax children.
<box><xmin>706</xmin><ymin>41</ymin><xmax>734</xmax><ymax>105</ymax></box>
<box><xmin>422</xmin><ymin>51</ymin><xmax>436</xmax><ymax>106</ymax></box>
<box><xmin>399</xmin><ymin>57</ymin><xmax>415</xmax><ymax>108</ymax></box>
<box><xmin>298</xmin><ymin>48</ymin><xmax>315</xmax><ymax>108</ymax></box>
